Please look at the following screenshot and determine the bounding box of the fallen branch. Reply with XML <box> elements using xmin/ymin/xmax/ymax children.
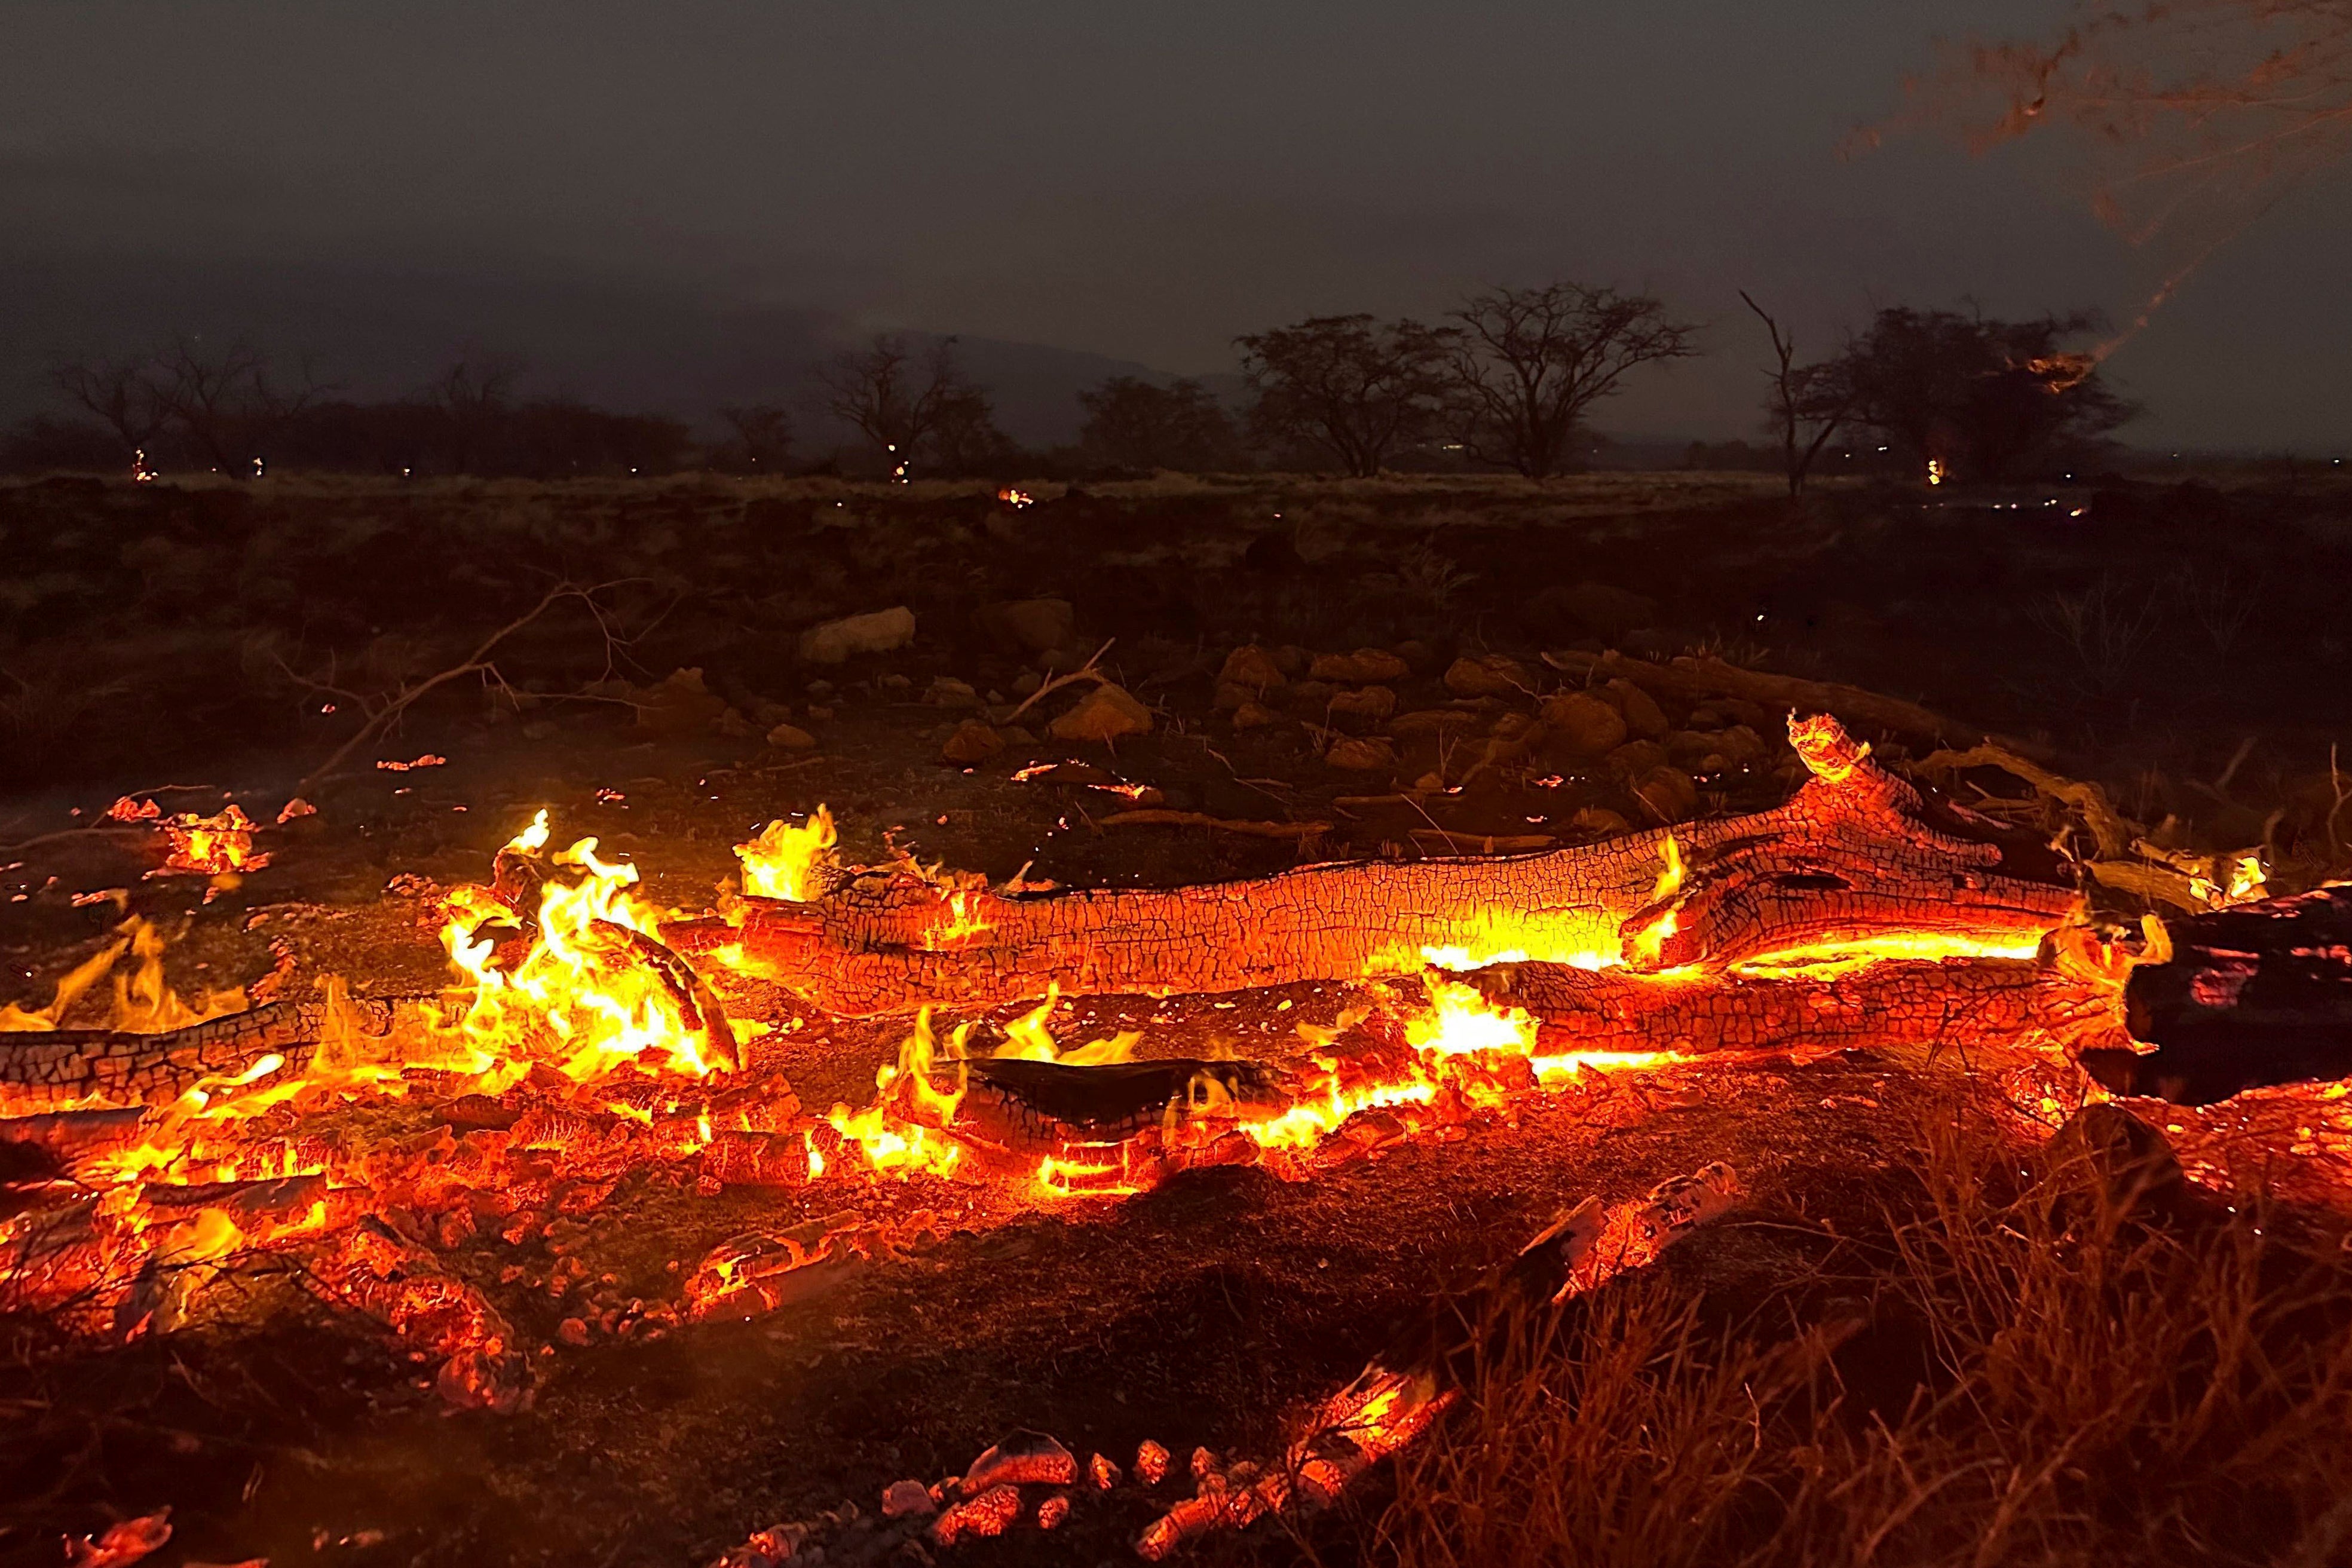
<box><xmin>1000</xmin><ymin>638</ymin><xmax>1116</xmax><ymax>727</ymax></box>
<box><xmin>288</xmin><ymin>583</ymin><xmax>623</xmax><ymax>798</ymax></box>
<box><xmin>1543</xmin><ymin>648</ymin><xmax>2032</xmax><ymax>756</ymax></box>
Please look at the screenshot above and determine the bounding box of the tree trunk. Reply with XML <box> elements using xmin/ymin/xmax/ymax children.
<box><xmin>677</xmin><ymin>716</ymin><xmax>2081</xmax><ymax>1017</ymax></box>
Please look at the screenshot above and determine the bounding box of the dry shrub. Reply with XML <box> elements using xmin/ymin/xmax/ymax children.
<box><xmin>1371</xmin><ymin>1116</ymin><xmax>2352</xmax><ymax>1568</ymax></box>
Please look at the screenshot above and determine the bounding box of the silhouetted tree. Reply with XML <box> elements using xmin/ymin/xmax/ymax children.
<box><xmin>1441</xmin><ymin>284</ymin><xmax>1696</xmax><ymax>479</ymax></box>
<box><xmin>152</xmin><ymin>336</ymin><xmax>324</xmax><ymax>474</ymax></box>
<box><xmin>815</xmin><ymin>334</ymin><xmax>982</xmax><ymax>479</ymax></box>
<box><xmin>1236</xmin><ymin>314</ymin><xmax>1453</xmax><ymax>477</ymax></box>
<box><xmin>1076</xmin><ymin>376</ymin><xmax>1237</xmax><ymax>471</ymax></box>
<box><xmin>430</xmin><ymin>354</ymin><xmax>522</xmax><ymax>473</ymax></box>
<box><xmin>926</xmin><ymin>384</ymin><xmax>1015</xmax><ymax>475</ymax></box>
<box><xmin>717</xmin><ymin>403</ymin><xmax>795</xmax><ymax>472</ymax></box>
<box><xmin>1739</xmin><ymin>291</ymin><xmax>1855</xmax><ymax>498</ymax></box>
<box><xmin>51</xmin><ymin>354</ymin><xmax>169</xmax><ymax>465</ymax></box>
<box><xmin>1824</xmin><ymin>307</ymin><xmax>2136</xmax><ymax>482</ymax></box>
<box><xmin>1</xmin><ymin>415</ymin><xmax>125</xmax><ymax>474</ymax></box>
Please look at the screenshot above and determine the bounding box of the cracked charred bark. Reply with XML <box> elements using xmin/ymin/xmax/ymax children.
<box><xmin>682</xmin><ymin>716</ymin><xmax>2082</xmax><ymax>1016</ymax></box>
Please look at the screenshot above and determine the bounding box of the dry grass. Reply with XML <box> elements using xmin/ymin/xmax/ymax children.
<box><xmin>1364</xmin><ymin>1114</ymin><xmax>2352</xmax><ymax>1568</ymax></box>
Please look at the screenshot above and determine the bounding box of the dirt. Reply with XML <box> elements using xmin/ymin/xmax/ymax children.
<box><xmin>4</xmin><ymin>468</ymin><xmax>2348</xmax><ymax>1567</ymax></box>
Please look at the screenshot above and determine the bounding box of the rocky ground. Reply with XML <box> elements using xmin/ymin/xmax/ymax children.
<box><xmin>5</xmin><ymin>468</ymin><xmax>2351</xmax><ymax>1567</ymax></box>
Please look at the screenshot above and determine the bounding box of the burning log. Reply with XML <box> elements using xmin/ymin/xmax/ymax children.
<box><xmin>2081</xmin><ymin>886</ymin><xmax>2352</xmax><ymax>1105</ymax></box>
<box><xmin>0</xmin><ymin>997</ymin><xmax>394</xmax><ymax>1114</ymax></box>
<box><xmin>691</xmin><ymin>716</ymin><xmax>2078</xmax><ymax>1016</ymax></box>
<box><xmin>306</xmin><ymin>1215</ymin><xmax>531</xmax><ymax>1413</ymax></box>
<box><xmin>1477</xmin><ymin>955</ymin><xmax>2128</xmax><ymax>1062</ymax></box>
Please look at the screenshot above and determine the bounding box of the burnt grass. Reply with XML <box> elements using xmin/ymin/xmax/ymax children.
<box><xmin>3</xmin><ymin>468</ymin><xmax>2351</xmax><ymax>1566</ymax></box>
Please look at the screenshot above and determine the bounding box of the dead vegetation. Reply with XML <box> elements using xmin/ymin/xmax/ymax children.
<box><xmin>1364</xmin><ymin>1108</ymin><xmax>2352</xmax><ymax>1568</ymax></box>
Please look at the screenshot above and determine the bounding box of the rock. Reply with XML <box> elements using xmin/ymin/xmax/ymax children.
<box><xmin>1287</xmin><ymin>679</ymin><xmax>1336</xmax><ymax>712</ymax></box>
<box><xmin>1212</xmin><ymin>682</ymin><xmax>1257</xmax><ymax>712</ymax></box>
<box><xmin>1666</xmin><ymin>730</ymin><xmax>1720</xmax><ymax>768</ymax></box>
<box><xmin>1392</xmin><ymin>639</ymin><xmax>1435</xmax><ymax>672</ymax></box>
<box><xmin>964</xmin><ymin>1430</ymin><xmax>1076</xmax><ymax>1492</ymax></box>
<box><xmin>1604</xmin><ymin>739</ymin><xmax>1671</xmax><ymax>781</ymax></box>
<box><xmin>1569</xmin><ymin>805</ymin><xmax>1634</xmax><ymax>836</ymax></box>
<box><xmin>1003</xmin><ymin>725</ymin><xmax>1037</xmax><ymax>746</ymax></box>
<box><xmin>1216</xmin><ymin>645</ymin><xmax>1287</xmax><ymax>695</ymax></box>
<box><xmin>1713</xmin><ymin>724</ymin><xmax>1769</xmax><ymax>765</ymax></box>
<box><xmin>804</xmin><ymin>705</ymin><xmax>835</xmax><ymax>722</ymax></box>
<box><xmin>878</xmin><ymin>672</ymin><xmax>913</xmax><ymax>694</ymax></box>
<box><xmin>941</xmin><ymin>721</ymin><xmax>1004</xmax><ymax>764</ymax></box>
<box><xmin>1273</xmin><ymin>645</ymin><xmax>1311</xmax><ymax>678</ymax></box>
<box><xmin>636</xmin><ymin>667</ymin><xmax>730</xmax><ymax>736</ymax></box>
<box><xmin>1325</xmin><ymin>736</ymin><xmax>1397</xmax><ymax>771</ymax></box>
<box><xmin>973</xmin><ymin>598</ymin><xmax>1076</xmax><ymax>654</ymax></box>
<box><xmin>1607</xmin><ymin>679</ymin><xmax>1670</xmax><ymax>739</ymax></box>
<box><xmin>925</xmin><ymin>676</ymin><xmax>982</xmax><ymax>709</ymax></box>
<box><xmin>1388</xmin><ymin>708</ymin><xmax>1481</xmax><ymax>739</ymax></box>
<box><xmin>1327</xmin><ymin>685</ymin><xmax>1398</xmax><ymax>723</ymax></box>
<box><xmin>712</xmin><ymin>706</ymin><xmax>758</xmax><ymax>739</ymax></box>
<box><xmin>1010</xmin><ymin>669</ymin><xmax>1043</xmax><ymax>697</ymax></box>
<box><xmin>1050</xmin><ymin>683</ymin><xmax>1153</xmax><ymax>743</ymax></box>
<box><xmin>765</xmin><ymin>723</ymin><xmax>818</xmax><ymax>751</ymax></box>
<box><xmin>1230</xmin><ymin>701</ymin><xmax>1282</xmax><ymax>731</ymax></box>
<box><xmin>1561</xmin><ymin>581</ymin><xmax>1662</xmax><ymax>639</ymax></box>
<box><xmin>2043</xmin><ymin>1104</ymin><xmax>2185</xmax><ymax>1220</ymax></box>
<box><xmin>798</xmin><ymin>605</ymin><xmax>916</xmax><ymax>664</ymax></box>
<box><xmin>1443</xmin><ymin>654</ymin><xmax>1530</xmax><ymax>698</ymax></box>
<box><xmin>804</xmin><ymin>679</ymin><xmax>836</xmax><ymax>700</ymax></box>
<box><xmin>1631</xmin><ymin>764</ymin><xmax>1699</xmax><ymax>823</ymax></box>
<box><xmin>1539</xmin><ymin>692</ymin><xmax>1628</xmax><ymax>759</ymax></box>
<box><xmin>1309</xmin><ymin>647</ymin><xmax>1410</xmax><ymax>684</ymax></box>
<box><xmin>882</xmin><ymin>1480</ymin><xmax>938</xmax><ymax>1519</ymax></box>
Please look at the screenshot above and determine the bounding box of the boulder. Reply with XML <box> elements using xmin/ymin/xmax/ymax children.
<box><xmin>1604</xmin><ymin>739</ymin><xmax>1671</xmax><ymax>781</ymax></box>
<box><xmin>636</xmin><ymin>667</ymin><xmax>730</xmax><ymax>736</ymax></box>
<box><xmin>1631</xmin><ymin>764</ymin><xmax>1699</xmax><ymax>823</ymax></box>
<box><xmin>1538</xmin><ymin>692</ymin><xmax>1628</xmax><ymax>759</ymax></box>
<box><xmin>973</xmin><ymin>599</ymin><xmax>1076</xmax><ymax>655</ymax></box>
<box><xmin>1309</xmin><ymin>647</ymin><xmax>1410</xmax><ymax>684</ymax></box>
<box><xmin>1443</xmin><ymin>654</ymin><xmax>1531</xmax><ymax>698</ymax></box>
<box><xmin>925</xmin><ymin>676</ymin><xmax>982</xmax><ymax>709</ymax></box>
<box><xmin>1216</xmin><ymin>645</ymin><xmax>1287</xmax><ymax>695</ymax></box>
<box><xmin>765</xmin><ymin>722</ymin><xmax>818</xmax><ymax>751</ymax></box>
<box><xmin>1607</xmin><ymin>678</ymin><xmax>1670</xmax><ymax>739</ymax></box>
<box><xmin>1325</xmin><ymin>736</ymin><xmax>1398</xmax><ymax>771</ymax></box>
<box><xmin>798</xmin><ymin>605</ymin><xmax>916</xmax><ymax>664</ymax></box>
<box><xmin>1050</xmin><ymin>683</ymin><xmax>1153</xmax><ymax>743</ymax></box>
<box><xmin>1569</xmin><ymin>805</ymin><xmax>1634</xmax><ymax>836</ymax></box>
<box><xmin>1327</xmin><ymin>686</ymin><xmax>1398</xmax><ymax>723</ymax></box>
<box><xmin>1713</xmin><ymin>724</ymin><xmax>1770</xmax><ymax>765</ymax></box>
<box><xmin>941</xmin><ymin>721</ymin><xmax>1006</xmax><ymax>765</ymax></box>
<box><xmin>1230</xmin><ymin>701</ymin><xmax>1283</xmax><ymax>731</ymax></box>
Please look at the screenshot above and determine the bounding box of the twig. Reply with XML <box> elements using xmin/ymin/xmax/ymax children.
<box><xmin>292</xmin><ymin>584</ymin><xmax>618</xmax><ymax>798</ymax></box>
<box><xmin>1001</xmin><ymin>639</ymin><xmax>1116</xmax><ymax>726</ymax></box>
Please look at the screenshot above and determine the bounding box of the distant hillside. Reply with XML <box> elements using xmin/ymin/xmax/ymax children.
<box><xmin>0</xmin><ymin>252</ymin><xmax>1221</xmax><ymax>450</ymax></box>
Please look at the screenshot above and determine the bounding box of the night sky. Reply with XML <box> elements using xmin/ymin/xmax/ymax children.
<box><xmin>5</xmin><ymin>1</ymin><xmax>2346</xmax><ymax>449</ymax></box>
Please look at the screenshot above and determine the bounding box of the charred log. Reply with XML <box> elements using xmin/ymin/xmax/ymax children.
<box><xmin>960</xmin><ymin>1056</ymin><xmax>1285</xmax><ymax>1151</ymax></box>
<box><xmin>2081</xmin><ymin>886</ymin><xmax>2352</xmax><ymax>1105</ymax></box>
<box><xmin>688</xmin><ymin>716</ymin><xmax>2079</xmax><ymax>1016</ymax></box>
